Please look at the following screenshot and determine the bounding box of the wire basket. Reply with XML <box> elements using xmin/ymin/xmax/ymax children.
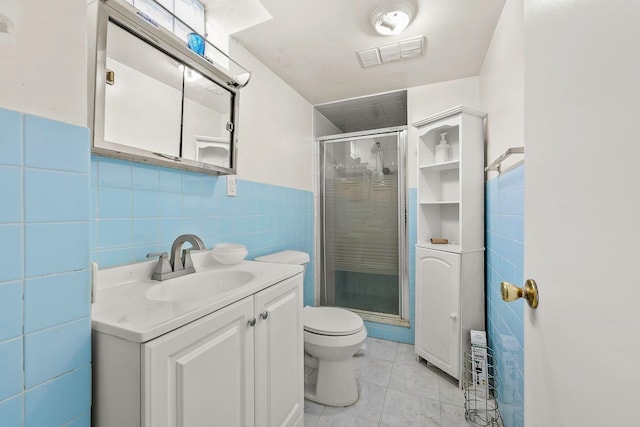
<box><xmin>463</xmin><ymin>344</ymin><xmax>502</xmax><ymax>426</ymax></box>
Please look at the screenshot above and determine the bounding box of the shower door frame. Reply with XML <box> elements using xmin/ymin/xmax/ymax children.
<box><xmin>318</xmin><ymin>126</ymin><xmax>408</xmax><ymax>324</ymax></box>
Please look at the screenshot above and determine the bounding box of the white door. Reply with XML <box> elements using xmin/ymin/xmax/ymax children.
<box><xmin>143</xmin><ymin>297</ymin><xmax>255</xmax><ymax>427</ymax></box>
<box><xmin>525</xmin><ymin>0</ymin><xmax>640</xmax><ymax>425</ymax></box>
<box><xmin>254</xmin><ymin>275</ymin><xmax>304</xmax><ymax>427</ymax></box>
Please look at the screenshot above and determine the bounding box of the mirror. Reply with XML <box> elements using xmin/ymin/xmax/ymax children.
<box><xmin>105</xmin><ymin>21</ymin><xmax>184</xmax><ymax>158</ymax></box>
<box><xmin>182</xmin><ymin>66</ymin><xmax>233</xmax><ymax>168</ymax></box>
<box><xmin>90</xmin><ymin>0</ymin><xmax>246</xmax><ymax>174</ymax></box>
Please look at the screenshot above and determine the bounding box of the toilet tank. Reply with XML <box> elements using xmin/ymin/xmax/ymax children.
<box><xmin>254</xmin><ymin>250</ymin><xmax>310</xmax><ymax>265</ymax></box>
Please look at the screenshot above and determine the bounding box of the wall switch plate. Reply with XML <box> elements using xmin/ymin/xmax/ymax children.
<box><xmin>226</xmin><ymin>175</ymin><xmax>237</xmax><ymax>197</ymax></box>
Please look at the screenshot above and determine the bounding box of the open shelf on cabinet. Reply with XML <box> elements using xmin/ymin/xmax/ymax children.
<box><xmin>419</xmin><ymin>160</ymin><xmax>460</xmax><ymax>171</ymax></box>
<box><xmin>417</xmin><ymin>124</ymin><xmax>460</xmax><ymax>167</ymax></box>
<box><xmin>416</xmin><ymin>242</ymin><xmax>462</xmax><ymax>254</ymax></box>
<box><xmin>418</xmin><ymin>203</ymin><xmax>460</xmax><ymax>246</ymax></box>
<box><xmin>414</xmin><ymin>106</ymin><xmax>486</xmax><ymax>251</ymax></box>
<box><xmin>419</xmin><ymin>201</ymin><xmax>460</xmax><ymax>205</ymax></box>
<box><xmin>419</xmin><ymin>166</ymin><xmax>459</xmax><ymax>204</ymax></box>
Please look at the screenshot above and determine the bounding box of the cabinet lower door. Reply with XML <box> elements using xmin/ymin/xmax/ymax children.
<box><xmin>143</xmin><ymin>297</ymin><xmax>255</xmax><ymax>427</ymax></box>
<box><xmin>254</xmin><ymin>275</ymin><xmax>304</xmax><ymax>427</ymax></box>
<box><xmin>415</xmin><ymin>248</ymin><xmax>461</xmax><ymax>379</ymax></box>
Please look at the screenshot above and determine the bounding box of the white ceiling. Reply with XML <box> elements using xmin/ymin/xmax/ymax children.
<box><xmin>222</xmin><ymin>0</ymin><xmax>506</xmax><ymax>105</ymax></box>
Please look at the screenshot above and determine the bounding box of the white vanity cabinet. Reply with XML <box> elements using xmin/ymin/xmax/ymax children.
<box><xmin>93</xmin><ymin>273</ymin><xmax>304</xmax><ymax>427</ymax></box>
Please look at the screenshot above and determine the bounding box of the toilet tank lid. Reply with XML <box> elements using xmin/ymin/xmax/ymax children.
<box><xmin>254</xmin><ymin>250</ymin><xmax>310</xmax><ymax>265</ymax></box>
<box><xmin>303</xmin><ymin>306</ymin><xmax>364</xmax><ymax>336</ymax></box>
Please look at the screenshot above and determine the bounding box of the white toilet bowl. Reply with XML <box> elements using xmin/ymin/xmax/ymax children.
<box><xmin>303</xmin><ymin>306</ymin><xmax>367</xmax><ymax>407</ymax></box>
<box><xmin>253</xmin><ymin>250</ymin><xmax>367</xmax><ymax>407</ymax></box>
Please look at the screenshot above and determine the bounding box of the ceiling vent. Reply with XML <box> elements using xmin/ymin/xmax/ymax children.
<box><xmin>356</xmin><ymin>36</ymin><xmax>424</xmax><ymax>68</ymax></box>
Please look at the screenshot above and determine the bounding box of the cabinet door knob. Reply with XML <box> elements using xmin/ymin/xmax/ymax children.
<box><xmin>260</xmin><ymin>311</ymin><xmax>269</xmax><ymax>320</ymax></box>
<box><xmin>449</xmin><ymin>313</ymin><xmax>457</xmax><ymax>320</ymax></box>
<box><xmin>247</xmin><ymin>318</ymin><xmax>256</xmax><ymax>327</ymax></box>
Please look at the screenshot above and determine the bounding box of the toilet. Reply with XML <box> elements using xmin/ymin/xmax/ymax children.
<box><xmin>302</xmin><ymin>305</ymin><xmax>367</xmax><ymax>406</ymax></box>
<box><xmin>254</xmin><ymin>250</ymin><xmax>367</xmax><ymax>407</ymax></box>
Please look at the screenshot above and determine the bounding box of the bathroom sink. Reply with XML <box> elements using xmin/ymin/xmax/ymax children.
<box><xmin>145</xmin><ymin>269</ymin><xmax>256</xmax><ymax>302</ymax></box>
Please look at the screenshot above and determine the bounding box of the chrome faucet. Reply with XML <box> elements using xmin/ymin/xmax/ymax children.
<box><xmin>170</xmin><ymin>234</ymin><xmax>205</xmax><ymax>273</ymax></box>
<box><xmin>147</xmin><ymin>234</ymin><xmax>206</xmax><ymax>281</ymax></box>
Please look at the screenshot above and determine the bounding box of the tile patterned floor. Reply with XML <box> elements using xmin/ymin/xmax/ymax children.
<box><xmin>303</xmin><ymin>337</ymin><xmax>477</xmax><ymax>427</ymax></box>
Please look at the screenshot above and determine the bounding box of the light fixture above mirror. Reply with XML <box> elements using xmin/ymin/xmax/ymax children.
<box><xmin>370</xmin><ymin>1</ymin><xmax>416</xmax><ymax>36</ymax></box>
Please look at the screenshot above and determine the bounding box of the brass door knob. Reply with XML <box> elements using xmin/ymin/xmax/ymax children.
<box><xmin>501</xmin><ymin>279</ymin><xmax>539</xmax><ymax>309</ymax></box>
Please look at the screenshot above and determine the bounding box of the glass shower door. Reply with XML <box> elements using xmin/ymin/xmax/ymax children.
<box><xmin>321</xmin><ymin>130</ymin><xmax>405</xmax><ymax>317</ymax></box>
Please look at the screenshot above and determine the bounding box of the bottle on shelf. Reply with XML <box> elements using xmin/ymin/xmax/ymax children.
<box><xmin>434</xmin><ymin>132</ymin><xmax>451</xmax><ymax>163</ymax></box>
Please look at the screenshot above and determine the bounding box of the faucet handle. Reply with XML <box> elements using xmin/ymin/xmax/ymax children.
<box><xmin>147</xmin><ymin>252</ymin><xmax>172</xmax><ymax>280</ymax></box>
<box><xmin>147</xmin><ymin>252</ymin><xmax>168</xmax><ymax>258</ymax></box>
<box><xmin>182</xmin><ymin>249</ymin><xmax>195</xmax><ymax>270</ymax></box>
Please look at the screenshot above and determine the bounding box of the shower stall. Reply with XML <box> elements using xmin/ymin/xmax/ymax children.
<box><xmin>319</xmin><ymin>128</ymin><xmax>407</xmax><ymax>321</ymax></box>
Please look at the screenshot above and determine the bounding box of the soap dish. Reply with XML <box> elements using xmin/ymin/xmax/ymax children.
<box><xmin>212</xmin><ymin>243</ymin><xmax>248</xmax><ymax>265</ymax></box>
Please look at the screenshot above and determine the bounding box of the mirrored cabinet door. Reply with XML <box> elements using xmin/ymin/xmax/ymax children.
<box><xmin>181</xmin><ymin>66</ymin><xmax>234</xmax><ymax>169</ymax></box>
<box><xmin>105</xmin><ymin>21</ymin><xmax>184</xmax><ymax>157</ymax></box>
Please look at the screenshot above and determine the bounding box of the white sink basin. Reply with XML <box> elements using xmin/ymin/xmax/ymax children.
<box><xmin>92</xmin><ymin>253</ymin><xmax>304</xmax><ymax>342</ymax></box>
<box><xmin>145</xmin><ymin>269</ymin><xmax>256</xmax><ymax>302</ymax></box>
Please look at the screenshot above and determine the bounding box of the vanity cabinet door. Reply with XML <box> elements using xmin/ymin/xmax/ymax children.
<box><xmin>254</xmin><ymin>274</ymin><xmax>304</xmax><ymax>427</ymax></box>
<box><xmin>143</xmin><ymin>296</ymin><xmax>255</xmax><ymax>427</ymax></box>
<box><xmin>415</xmin><ymin>248</ymin><xmax>461</xmax><ymax>379</ymax></box>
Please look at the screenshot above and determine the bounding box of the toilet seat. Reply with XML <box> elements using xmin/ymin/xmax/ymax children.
<box><xmin>303</xmin><ymin>306</ymin><xmax>364</xmax><ymax>336</ymax></box>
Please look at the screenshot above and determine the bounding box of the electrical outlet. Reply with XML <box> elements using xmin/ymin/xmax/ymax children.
<box><xmin>226</xmin><ymin>175</ymin><xmax>237</xmax><ymax>197</ymax></box>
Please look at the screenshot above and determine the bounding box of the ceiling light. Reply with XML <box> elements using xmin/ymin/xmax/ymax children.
<box><xmin>370</xmin><ymin>1</ymin><xmax>416</xmax><ymax>36</ymax></box>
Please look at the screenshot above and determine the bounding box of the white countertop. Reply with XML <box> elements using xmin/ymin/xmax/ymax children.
<box><xmin>91</xmin><ymin>251</ymin><xmax>303</xmax><ymax>343</ymax></box>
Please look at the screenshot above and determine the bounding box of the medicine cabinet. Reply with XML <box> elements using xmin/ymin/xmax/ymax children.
<box><xmin>88</xmin><ymin>0</ymin><xmax>251</xmax><ymax>175</ymax></box>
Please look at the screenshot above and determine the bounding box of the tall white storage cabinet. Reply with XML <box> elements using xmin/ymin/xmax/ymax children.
<box><xmin>412</xmin><ymin>106</ymin><xmax>486</xmax><ymax>384</ymax></box>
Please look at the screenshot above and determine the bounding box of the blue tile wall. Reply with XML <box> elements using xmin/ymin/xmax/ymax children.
<box><xmin>0</xmin><ymin>166</ymin><xmax>22</xmax><ymax>222</ymax></box>
<box><xmin>24</xmin><ymin>318</ymin><xmax>91</xmax><ymax>388</ymax></box>
<box><xmin>24</xmin><ymin>271</ymin><xmax>91</xmax><ymax>334</ymax></box>
<box><xmin>62</xmin><ymin>413</ymin><xmax>91</xmax><ymax>427</ymax></box>
<box><xmin>0</xmin><ymin>225</ymin><xmax>23</xmax><ymax>283</ymax></box>
<box><xmin>0</xmin><ymin>109</ymin><xmax>23</xmax><ymax>166</ymax></box>
<box><xmin>0</xmin><ymin>395</ymin><xmax>23</xmax><ymax>427</ymax></box>
<box><xmin>91</xmin><ymin>156</ymin><xmax>315</xmax><ymax>304</ymax></box>
<box><xmin>0</xmin><ymin>338</ymin><xmax>23</xmax><ymax>401</ymax></box>
<box><xmin>486</xmin><ymin>164</ymin><xmax>525</xmax><ymax>427</ymax></box>
<box><xmin>24</xmin><ymin>169</ymin><xmax>89</xmax><ymax>222</ymax></box>
<box><xmin>24</xmin><ymin>364</ymin><xmax>91</xmax><ymax>427</ymax></box>
<box><xmin>25</xmin><ymin>222</ymin><xmax>89</xmax><ymax>277</ymax></box>
<box><xmin>0</xmin><ymin>282</ymin><xmax>23</xmax><ymax>341</ymax></box>
<box><xmin>23</xmin><ymin>115</ymin><xmax>90</xmax><ymax>173</ymax></box>
<box><xmin>0</xmin><ymin>107</ymin><xmax>92</xmax><ymax>426</ymax></box>
<box><xmin>362</xmin><ymin>188</ymin><xmax>417</xmax><ymax>344</ymax></box>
